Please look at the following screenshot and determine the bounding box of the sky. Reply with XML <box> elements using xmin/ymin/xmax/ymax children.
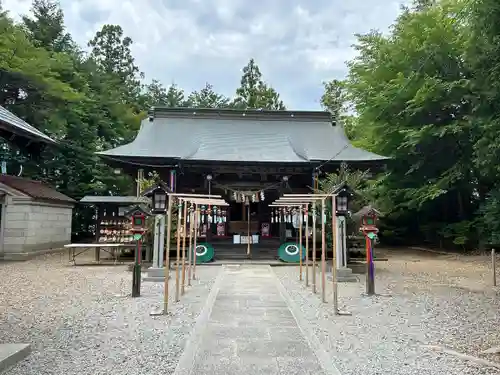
<box><xmin>3</xmin><ymin>0</ymin><xmax>409</xmax><ymax>110</ymax></box>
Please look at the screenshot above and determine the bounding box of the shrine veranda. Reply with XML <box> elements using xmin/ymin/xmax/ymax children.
<box><xmin>97</xmin><ymin>107</ymin><xmax>387</xmax><ymax>261</ymax></box>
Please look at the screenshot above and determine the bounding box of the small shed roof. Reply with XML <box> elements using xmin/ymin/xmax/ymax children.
<box><xmin>352</xmin><ymin>205</ymin><xmax>383</xmax><ymax>218</ymax></box>
<box><xmin>0</xmin><ymin>106</ymin><xmax>56</xmax><ymax>145</ymax></box>
<box><xmin>0</xmin><ymin>175</ymin><xmax>74</xmax><ymax>203</ymax></box>
<box><xmin>80</xmin><ymin>196</ymin><xmax>150</xmax><ymax>205</ymax></box>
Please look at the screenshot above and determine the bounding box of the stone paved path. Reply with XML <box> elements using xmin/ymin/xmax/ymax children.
<box><xmin>175</xmin><ymin>265</ymin><xmax>330</xmax><ymax>375</ymax></box>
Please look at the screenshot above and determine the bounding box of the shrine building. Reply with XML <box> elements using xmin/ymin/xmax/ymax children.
<box><xmin>98</xmin><ymin>107</ymin><xmax>387</xmax><ymax>259</ymax></box>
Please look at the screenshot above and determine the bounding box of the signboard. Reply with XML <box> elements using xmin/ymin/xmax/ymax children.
<box><xmin>240</xmin><ymin>235</ymin><xmax>253</xmax><ymax>244</ymax></box>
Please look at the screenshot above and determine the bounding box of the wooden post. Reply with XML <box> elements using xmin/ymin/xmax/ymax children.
<box><xmin>321</xmin><ymin>198</ymin><xmax>326</xmax><ymax>303</ymax></box>
<box><xmin>175</xmin><ymin>201</ymin><xmax>182</xmax><ymax>302</ymax></box>
<box><xmin>163</xmin><ymin>195</ymin><xmax>173</xmax><ymax>313</ymax></box>
<box><xmin>193</xmin><ymin>206</ymin><xmax>199</xmax><ymax>280</ymax></box>
<box><xmin>299</xmin><ymin>205</ymin><xmax>303</xmax><ymax>281</ymax></box>
<box><xmin>187</xmin><ymin>209</ymin><xmax>193</xmax><ymax>287</ymax></box>
<box><xmin>493</xmin><ymin>249</ymin><xmax>497</xmax><ymax>287</ymax></box>
<box><xmin>305</xmin><ymin>204</ymin><xmax>309</xmax><ymax>287</ymax></box>
<box><xmin>181</xmin><ymin>202</ymin><xmax>188</xmax><ymax>295</ymax></box>
<box><xmin>247</xmin><ymin>203</ymin><xmax>251</xmax><ymax>256</ymax></box>
<box><xmin>312</xmin><ymin>204</ymin><xmax>317</xmax><ymax>294</ymax></box>
<box><xmin>331</xmin><ymin>195</ymin><xmax>339</xmax><ymax>312</ymax></box>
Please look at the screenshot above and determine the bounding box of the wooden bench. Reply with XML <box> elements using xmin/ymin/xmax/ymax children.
<box><xmin>64</xmin><ymin>243</ymin><xmax>134</xmax><ymax>265</ymax></box>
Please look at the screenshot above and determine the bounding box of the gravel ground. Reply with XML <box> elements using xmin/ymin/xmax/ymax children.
<box><xmin>273</xmin><ymin>249</ymin><xmax>500</xmax><ymax>375</ymax></box>
<box><xmin>0</xmin><ymin>252</ymin><xmax>222</xmax><ymax>375</ymax></box>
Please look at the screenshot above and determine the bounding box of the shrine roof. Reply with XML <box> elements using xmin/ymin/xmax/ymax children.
<box><xmin>0</xmin><ymin>106</ymin><xmax>56</xmax><ymax>145</ymax></box>
<box><xmin>98</xmin><ymin>107</ymin><xmax>388</xmax><ymax>164</ymax></box>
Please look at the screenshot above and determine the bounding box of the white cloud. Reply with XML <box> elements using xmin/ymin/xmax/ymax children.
<box><xmin>3</xmin><ymin>0</ymin><xmax>409</xmax><ymax>109</ymax></box>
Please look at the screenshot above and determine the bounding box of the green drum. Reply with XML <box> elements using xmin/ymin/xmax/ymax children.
<box><xmin>192</xmin><ymin>242</ymin><xmax>214</xmax><ymax>264</ymax></box>
<box><xmin>278</xmin><ymin>242</ymin><xmax>306</xmax><ymax>263</ymax></box>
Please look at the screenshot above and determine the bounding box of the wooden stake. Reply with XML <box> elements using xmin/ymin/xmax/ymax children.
<box><xmin>187</xmin><ymin>209</ymin><xmax>193</xmax><ymax>287</ymax></box>
<box><xmin>312</xmin><ymin>204</ymin><xmax>317</xmax><ymax>294</ymax></box>
<box><xmin>493</xmin><ymin>249</ymin><xmax>497</xmax><ymax>287</ymax></box>
<box><xmin>181</xmin><ymin>202</ymin><xmax>187</xmax><ymax>295</ymax></box>
<box><xmin>331</xmin><ymin>195</ymin><xmax>339</xmax><ymax>312</ymax></box>
<box><xmin>305</xmin><ymin>204</ymin><xmax>309</xmax><ymax>287</ymax></box>
<box><xmin>175</xmin><ymin>201</ymin><xmax>182</xmax><ymax>302</ymax></box>
<box><xmin>163</xmin><ymin>195</ymin><xmax>173</xmax><ymax>312</ymax></box>
<box><xmin>247</xmin><ymin>204</ymin><xmax>251</xmax><ymax>256</ymax></box>
<box><xmin>299</xmin><ymin>205</ymin><xmax>303</xmax><ymax>281</ymax></box>
<box><xmin>321</xmin><ymin>198</ymin><xmax>326</xmax><ymax>303</ymax></box>
<box><xmin>193</xmin><ymin>206</ymin><xmax>199</xmax><ymax>280</ymax></box>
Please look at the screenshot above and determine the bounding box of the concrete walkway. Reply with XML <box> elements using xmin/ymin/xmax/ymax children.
<box><xmin>175</xmin><ymin>265</ymin><xmax>331</xmax><ymax>375</ymax></box>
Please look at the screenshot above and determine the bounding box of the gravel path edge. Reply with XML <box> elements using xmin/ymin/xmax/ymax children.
<box><xmin>172</xmin><ymin>267</ymin><xmax>226</xmax><ymax>375</ymax></box>
<box><xmin>271</xmin><ymin>267</ymin><xmax>343</xmax><ymax>375</ymax></box>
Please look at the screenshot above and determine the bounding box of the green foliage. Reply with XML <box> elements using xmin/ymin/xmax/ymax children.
<box><xmin>233</xmin><ymin>58</ymin><xmax>285</xmax><ymax>110</ymax></box>
<box><xmin>316</xmin><ymin>163</ymin><xmax>372</xmax><ymax>246</ymax></box>
<box><xmin>317</xmin><ymin>0</ymin><xmax>500</xmax><ymax>251</ymax></box>
<box><xmin>0</xmin><ymin>1</ymin><xmax>291</xmax><ymax>241</ymax></box>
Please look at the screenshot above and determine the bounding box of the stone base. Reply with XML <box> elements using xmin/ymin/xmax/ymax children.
<box><xmin>327</xmin><ymin>267</ymin><xmax>358</xmax><ymax>282</ymax></box>
<box><xmin>143</xmin><ymin>267</ymin><xmax>169</xmax><ymax>282</ymax></box>
<box><xmin>0</xmin><ymin>344</ymin><xmax>31</xmax><ymax>372</ymax></box>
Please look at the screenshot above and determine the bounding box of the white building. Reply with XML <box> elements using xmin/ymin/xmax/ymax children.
<box><xmin>0</xmin><ymin>174</ymin><xmax>74</xmax><ymax>260</ymax></box>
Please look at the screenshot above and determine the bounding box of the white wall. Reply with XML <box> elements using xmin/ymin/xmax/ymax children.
<box><xmin>2</xmin><ymin>198</ymin><xmax>73</xmax><ymax>259</ymax></box>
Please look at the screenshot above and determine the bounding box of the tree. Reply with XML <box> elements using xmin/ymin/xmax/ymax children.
<box><xmin>413</xmin><ymin>0</ymin><xmax>437</xmax><ymax>11</ymax></box>
<box><xmin>233</xmin><ymin>59</ymin><xmax>285</xmax><ymax>110</ymax></box>
<box><xmin>321</xmin><ymin>79</ymin><xmax>346</xmax><ymax>122</ymax></box>
<box><xmin>187</xmin><ymin>83</ymin><xmax>230</xmax><ymax>108</ymax></box>
<box><xmin>467</xmin><ymin>0</ymin><xmax>500</xmax><ymax>245</ymax></box>
<box><xmin>341</xmin><ymin>0</ymin><xmax>475</xmax><ymax>247</ymax></box>
<box><xmin>22</xmin><ymin>0</ymin><xmax>74</xmax><ymax>52</ymax></box>
<box><xmin>88</xmin><ymin>24</ymin><xmax>140</xmax><ymax>81</ymax></box>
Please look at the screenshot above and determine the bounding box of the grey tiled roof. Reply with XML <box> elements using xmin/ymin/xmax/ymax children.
<box><xmin>0</xmin><ymin>175</ymin><xmax>74</xmax><ymax>203</ymax></box>
<box><xmin>98</xmin><ymin>108</ymin><xmax>388</xmax><ymax>163</ymax></box>
<box><xmin>0</xmin><ymin>106</ymin><xmax>56</xmax><ymax>144</ymax></box>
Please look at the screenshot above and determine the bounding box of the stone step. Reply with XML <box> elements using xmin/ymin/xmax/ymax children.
<box><xmin>0</xmin><ymin>344</ymin><xmax>31</xmax><ymax>373</ymax></box>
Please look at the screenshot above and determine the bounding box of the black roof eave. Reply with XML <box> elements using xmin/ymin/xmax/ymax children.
<box><xmin>0</xmin><ymin>120</ymin><xmax>56</xmax><ymax>145</ymax></box>
<box><xmin>97</xmin><ymin>153</ymin><xmax>388</xmax><ymax>170</ymax></box>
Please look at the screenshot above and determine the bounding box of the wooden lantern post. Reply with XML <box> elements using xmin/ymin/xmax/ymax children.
<box><xmin>321</xmin><ymin>198</ymin><xmax>326</xmax><ymax>302</ymax></box>
<box><xmin>155</xmin><ymin>194</ymin><xmax>223</xmax><ymax>311</ymax></box>
<box><xmin>187</xmin><ymin>207</ymin><xmax>193</xmax><ymax>287</ymax></box>
<box><xmin>312</xmin><ymin>204</ymin><xmax>317</xmax><ymax>293</ymax></box>
<box><xmin>193</xmin><ymin>205</ymin><xmax>199</xmax><ymax>280</ymax></box>
<box><xmin>298</xmin><ymin>206</ymin><xmax>303</xmax><ymax>281</ymax></box>
<box><xmin>279</xmin><ymin>194</ymin><xmax>336</xmax><ymax>303</ymax></box>
<box><xmin>177</xmin><ymin>195</ymin><xmax>226</xmax><ymax>293</ymax></box>
<box><xmin>175</xmin><ymin>200</ymin><xmax>182</xmax><ymax>302</ymax></box>
<box><xmin>331</xmin><ymin>195</ymin><xmax>338</xmax><ymax>312</ymax></box>
<box><xmin>124</xmin><ymin>206</ymin><xmax>151</xmax><ymax>298</ymax></box>
<box><xmin>163</xmin><ymin>196</ymin><xmax>173</xmax><ymax>312</ymax></box>
<box><xmin>181</xmin><ymin>202</ymin><xmax>188</xmax><ymax>295</ymax></box>
<box><xmin>304</xmin><ymin>203</ymin><xmax>309</xmax><ymax>287</ymax></box>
